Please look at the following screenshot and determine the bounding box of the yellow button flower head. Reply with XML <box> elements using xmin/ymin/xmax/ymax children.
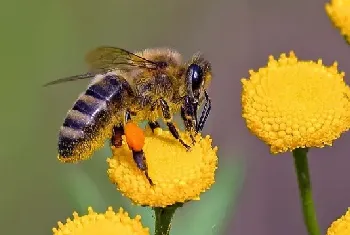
<box><xmin>325</xmin><ymin>0</ymin><xmax>350</xmax><ymax>44</ymax></box>
<box><xmin>52</xmin><ymin>206</ymin><xmax>149</xmax><ymax>235</ymax></box>
<box><xmin>327</xmin><ymin>208</ymin><xmax>350</xmax><ymax>235</ymax></box>
<box><xmin>241</xmin><ymin>51</ymin><xmax>350</xmax><ymax>154</ymax></box>
<box><xmin>107</xmin><ymin>128</ymin><xmax>218</xmax><ymax>207</ymax></box>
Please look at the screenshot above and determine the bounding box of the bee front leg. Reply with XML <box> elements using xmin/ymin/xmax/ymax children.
<box><xmin>181</xmin><ymin>96</ymin><xmax>198</xmax><ymax>145</ymax></box>
<box><xmin>158</xmin><ymin>98</ymin><xmax>191</xmax><ymax>150</ymax></box>
<box><xmin>181</xmin><ymin>107</ymin><xmax>196</xmax><ymax>145</ymax></box>
<box><xmin>196</xmin><ymin>90</ymin><xmax>211</xmax><ymax>133</ymax></box>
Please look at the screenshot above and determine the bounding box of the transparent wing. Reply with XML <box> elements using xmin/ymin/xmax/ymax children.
<box><xmin>43</xmin><ymin>46</ymin><xmax>161</xmax><ymax>87</ymax></box>
<box><xmin>85</xmin><ymin>46</ymin><xmax>159</xmax><ymax>72</ymax></box>
<box><xmin>43</xmin><ymin>72</ymin><xmax>95</xmax><ymax>87</ymax></box>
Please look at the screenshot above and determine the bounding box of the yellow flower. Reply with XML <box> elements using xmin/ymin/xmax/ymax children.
<box><xmin>327</xmin><ymin>208</ymin><xmax>350</xmax><ymax>235</ymax></box>
<box><xmin>325</xmin><ymin>0</ymin><xmax>350</xmax><ymax>44</ymax></box>
<box><xmin>52</xmin><ymin>206</ymin><xmax>149</xmax><ymax>235</ymax></box>
<box><xmin>241</xmin><ymin>51</ymin><xmax>350</xmax><ymax>154</ymax></box>
<box><xmin>107</xmin><ymin>127</ymin><xmax>218</xmax><ymax>207</ymax></box>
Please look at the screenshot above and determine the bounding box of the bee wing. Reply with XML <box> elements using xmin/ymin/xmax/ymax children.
<box><xmin>43</xmin><ymin>72</ymin><xmax>95</xmax><ymax>87</ymax></box>
<box><xmin>85</xmin><ymin>46</ymin><xmax>159</xmax><ymax>73</ymax></box>
<box><xmin>43</xmin><ymin>46</ymin><xmax>159</xmax><ymax>87</ymax></box>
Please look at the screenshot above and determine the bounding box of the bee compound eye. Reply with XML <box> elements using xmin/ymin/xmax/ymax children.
<box><xmin>188</xmin><ymin>64</ymin><xmax>203</xmax><ymax>90</ymax></box>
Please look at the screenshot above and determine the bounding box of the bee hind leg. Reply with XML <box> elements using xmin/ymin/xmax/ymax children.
<box><xmin>110</xmin><ymin>110</ymin><xmax>132</xmax><ymax>148</ymax></box>
<box><xmin>158</xmin><ymin>98</ymin><xmax>191</xmax><ymax>150</ymax></box>
<box><xmin>123</xmin><ymin>110</ymin><xmax>153</xmax><ymax>185</ymax></box>
<box><xmin>111</xmin><ymin>126</ymin><xmax>153</xmax><ymax>185</ymax></box>
<box><xmin>111</xmin><ymin>125</ymin><xmax>124</xmax><ymax>148</ymax></box>
<box><xmin>132</xmin><ymin>149</ymin><xmax>154</xmax><ymax>185</ymax></box>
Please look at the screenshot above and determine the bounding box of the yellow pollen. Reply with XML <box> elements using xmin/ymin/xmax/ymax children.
<box><xmin>325</xmin><ymin>0</ymin><xmax>350</xmax><ymax>44</ymax></box>
<box><xmin>52</xmin><ymin>206</ymin><xmax>149</xmax><ymax>235</ymax></box>
<box><xmin>327</xmin><ymin>208</ymin><xmax>350</xmax><ymax>235</ymax></box>
<box><xmin>107</xmin><ymin>127</ymin><xmax>218</xmax><ymax>207</ymax></box>
<box><xmin>241</xmin><ymin>51</ymin><xmax>350</xmax><ymax>153</ymax></box>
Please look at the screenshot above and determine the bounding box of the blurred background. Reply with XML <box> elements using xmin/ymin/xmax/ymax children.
<box><xmin>1</xmin><ymin>0</ymin><xmax>350</xmax><ymax>234</ymax></box>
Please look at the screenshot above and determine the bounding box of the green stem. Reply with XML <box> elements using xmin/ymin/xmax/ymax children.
<box><xmin>292</xmin><ymin>148</ymin><xmax>321</xmax><ymax>235</ymax></box>
<box><xmin>154</xmin><ymin>203</ymin><xmax>182</xmax><ymax>235</ymax></box>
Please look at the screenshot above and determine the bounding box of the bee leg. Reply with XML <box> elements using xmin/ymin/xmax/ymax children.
<box><xmin>132</xmin><ymin>149</ymin><xmax>153</xmax><ymax>185</ymax></box>
<box><xmin>196</xmin><ymin>90</ymin><xmax>211</xmax><ymax>132</ymax></box>
<box><xmin>148</xmin><ymin>104</ymin><xmax>160</xmax><ymax>133</ymax></box>
<box><xmin>111</xmin><ymin>110</ymin><xmax>132</xmax><ymax>148</ymax></box>
<box><xmin>181</xmin><ymin>96</ymin><xmax>199</xmax><ymax>144</ymax></box>
<box><xmin>125</xmin><ymin>110</ymin><xmax>132</xmax><ymax>123</ymax></box>
<box><xmin>181</xmin><ymin>107</ymin><xmax>196</xmax><ymax>145</ymax></box>
<box><xmin>111</xmin><ymin>125</ymin><xmax>124</xmax><ymax>147</ymax></box>
<box><xmin>148</xmin><ymin>121</ymin><xmax>160</xmax><ymax>133</ymax></box>
<box><xmin>159</xmin><ymin>98</ymin><xmax>191</xmax><ymax>150</ymax></box>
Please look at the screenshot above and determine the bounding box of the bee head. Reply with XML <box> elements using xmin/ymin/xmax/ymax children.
<box><xmin>185</xmin><ymin>53</ymin><xmax>212</xmax><ymax>103</ymax></box>
<box><xmin>181</xmin><ymin>54</ymin><xmax>212</xmax><ymax>133</ymax></box>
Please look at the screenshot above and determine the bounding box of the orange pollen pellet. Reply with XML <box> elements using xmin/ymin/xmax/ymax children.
<box><xmin>124</xmin><ymin>122</ymin><xmax>145</xmax><ymax>151</ymax></box>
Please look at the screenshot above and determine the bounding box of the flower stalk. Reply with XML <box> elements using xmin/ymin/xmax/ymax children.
<box><xmin>292</xmin><ymin>148</ymin><xmax>321</xmax><ymax>235</ymax></box>
<box><xmin>154</xmin><ymin>203</ymin><xmax>183</xmax><ymax>235</ymax></box>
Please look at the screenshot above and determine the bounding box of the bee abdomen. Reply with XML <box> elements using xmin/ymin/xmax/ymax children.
<box><xmin>85</xmin><ymin>83</ymin><xmax>110</xmax><ymax>100</ymax></box>
<box><xmin>59</xmin><ymin>109</ymin><xmax>104</xmax><ymax>157</ymax></box>
<box><xmin>85</xmin><ymin>74</ymin><xmax>127</xmax><ymax>101</ymax></box>
<box><xmin>58</xmin><ymin>118</ymin><xmax>89</xmax><ymax>158</ymax></box>
<box><xmin>58</xmin><ymin>74</ymin><xmax>133</xmax><ymax>160</ymax></box>
<box><xmin>58</xmin><ymin>135</ymin><xmax>81</xmax><ymax>159</ymax></box>
<box><xmin>62</xmin><ymin>109</ymin><xmax>91</xmax><ymax>130</ymax></box>
<box><xmin>71</xmin><ymin>99</ymin><xmax>99</xmax><ymax>116</ymax></box>
<box><xmin>58</xmin><ymin>96</ymin><xmax>108</xmax><ymax>158</ymax></box>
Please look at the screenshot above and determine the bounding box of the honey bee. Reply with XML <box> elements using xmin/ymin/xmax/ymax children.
<box><xmin>44</xmin><ymin>46</ymin><xmax>212</xmax><ymax>185</ymax></box>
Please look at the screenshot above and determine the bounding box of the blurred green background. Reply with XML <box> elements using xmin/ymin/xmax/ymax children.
<box><xmin>0</xmin><ymin>1</ymin><xmax>244</xmax><ymax>235</ymax></box>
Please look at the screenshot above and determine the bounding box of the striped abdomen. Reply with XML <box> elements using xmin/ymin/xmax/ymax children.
<box><xmin>58</xmin><ymin>74</ymin><xmax>132</xmax><ymax>162</ymax></box>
